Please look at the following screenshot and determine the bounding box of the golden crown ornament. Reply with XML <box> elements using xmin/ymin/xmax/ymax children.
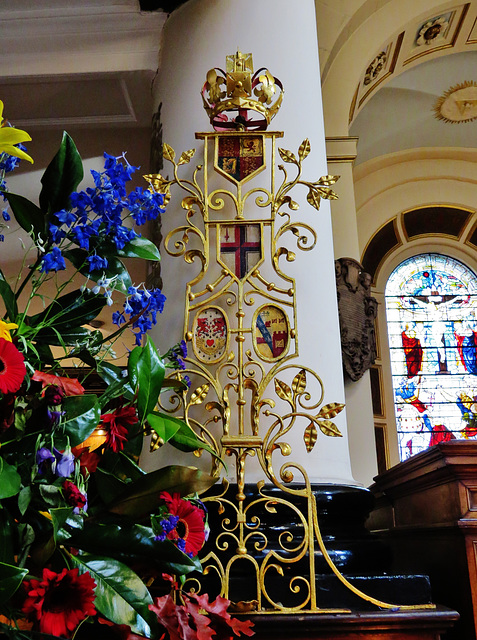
<box><xmin>201</xmin><ymin>50</ymin><xmax>284</xmax><ymax>131</ymax></box>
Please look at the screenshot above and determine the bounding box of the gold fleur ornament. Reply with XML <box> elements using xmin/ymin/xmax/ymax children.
<box><xmin>0</xmin><ymin>100</ymin><xmax>33</xmax><ymax>164</ymax></box>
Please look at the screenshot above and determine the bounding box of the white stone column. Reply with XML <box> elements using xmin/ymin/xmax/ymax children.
<box><xmin>148</xmin><ymin>0</ymin><xmax>356</xmax><ymax>485</ymax></box>
<box><xmin>326</xmin><ymin>136</ymin><xmax>377</xmax><ymax>486</ymax></box>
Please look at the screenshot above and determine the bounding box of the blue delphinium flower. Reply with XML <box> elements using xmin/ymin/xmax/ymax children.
<box><xmin>40</xmin><ymin>247</ymin><xmax>66</xmax><ymax>273</ymax></box>
<box><xmin>154</xmin><ymin>514</ymin><xmax>180</xmax><ymax>542</ymax></box>
<box><xmin>166</xmin><ymin>340</ymin><xmax>188</xmax><ymax>370</ymax></box>
<box><xmin>113</xmin><ymin>285</ymin><xmax>166</xmax><ymax>346</ymax></box>
<box><xmin>87</xmin><ymin>254</ymin><xmax>108</xmax><ymax>272</ymax></box>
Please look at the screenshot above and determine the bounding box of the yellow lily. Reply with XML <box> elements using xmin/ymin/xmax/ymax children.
<box><xmin>0</xmin><ymin>319</ymin><xmax>18</xmax><ymax>342</ymax></box>
<box><xmin>0</xmin><ymin>100</ymin><xmax>33</xmax><ymax>164</ymax></box>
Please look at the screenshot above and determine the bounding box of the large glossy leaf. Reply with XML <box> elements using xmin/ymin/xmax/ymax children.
<box><xmin>50</xmin><ymin>507</ymin><xmax>74</xmax><ymax>543</ymax></box>
<box><xmin>128</xmin><ymin>339</ymin><xmax>165</xmax><ymax>424</ymax></box>
<box><xmin>0</xmin><ymin>458</ymin><xmax>21</xmax><ymax>499</ymax></box>
<box><xmin>168</xmin><ymin>416</ymin><xmax>222</xmax><ymax>464</ymax></box>
<box><xmin>3</xmin><ymin>192</ymin><xmax>46</xmax><ymax>240</ymax></box>
<box><xmin>33</xmin><ymin>326</ymin><xmax>95</xmax><ymax>347</ymax></box>
<box><xmin>0</xmin><ymin>274</ymin><xmax>18</xmax><ymax>321</ymax></box>
<box><xmin>108</xmin><ymin>465</ymin><xmax>217</xmax><ymax>518</ymax></box>
<box><xmin>0</xmin><ymin>510</ymin><xmax>14</xmax><ymax>564</ymax></box>
<box><xmin>118</xmin><ymin>236</ymin><xmax>161</xmax><ymax>261</ymax></box>
<box><xmin>94</xmin><ymin>467</ymin><xmax>129</xmax><ymax>505</ymax></box>
<box><xmin>59</xmin><ymin>394</ymin><xmax>101</xmax><ymax>447</ymax></box>
<box><xmin>100</xmin><ymin>450</ymin><xmax>145</xmax><ymax>483</ymax></box>
<box><xmin>147</xmin><ymin>412</ymin><xmax>181</xmax><ymax>444</ymax></box>
<box><xmin>64</xmin><ymin>249</ymin><xmax>132</xmax><ymax>294</ymax></box>
<box><xmin>39</xmin><ymin>131</ymin><xmax>83</xmax><ymax>215</ymax></box>
<box><xmin>28</xmin><ymin>289</ymin><xmax>106</xmax><ymax>331</ymax></box>
<box><xmin>70</xmin><ymin>554</ymin><xmax>157</xmax><ymax>638</ymax></box>
<box><xmin>0</xmin><ymin>561</ymin><xmax>28</xmax><ymax>606</ymax></box>
<box><xmin>68</xmin><ymin>521</ymin><xmax>197</xmax><ymax>575</ymax></box>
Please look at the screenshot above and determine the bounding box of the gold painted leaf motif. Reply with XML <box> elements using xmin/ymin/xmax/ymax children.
<box><xmin>318</xmin><ymin>402</ymin><xmax>345</xmax><ymax>419</ymax></box>
<box><xmin>292</xmin><ymin>369</ymin><xmax>307</xmax><ymax>395</ymax></box>
<box><xmin>163</xmin><ymin>143</ymin><xmax>176</xmax><ymax>162</ymax></box>
<box><xmin>190</xmin><ymin>384</ymin><xmax>210</xmax><ymax>405</ymax></box>
<box><xmin>178</xmin><ymin>149</ymin><xmax>196</xmax><ymax>165</ymax></box>
<box><xmin>275</xmin><ymin>378</ymin><xmax>292</xmax><ymax>402</ymax></box>
<box><xmin>298</xmin><ymin>139</ymin><xmax>311</xmax><ymax>161</ymax></box>
<box><xmin>278</xmin><ymin>147</ymin><xmax>297</xmax><ymax>164</ymax></box>
<box><xmin>303</xmin><ymin>421</ymin><xmax>318</xmax><ymax>452</ymax></box>
<box><xmin>316</xmin><ymin>174</ymin><xmax>339</xmax><ymax>186</ymax></box>
<box><xmin>317</xmin><ymin>420</ymin><xmax>342</xmax><ymax>437</ymax></box>
<box><xmin>316</xmin><ymin>186</ymin><xmax>338</xmax><ymax>201</ymax></box>
<box><xmin>306</xmin><ymin>188</ymin><xmax>322</xmax><ymax>211</ymax></box>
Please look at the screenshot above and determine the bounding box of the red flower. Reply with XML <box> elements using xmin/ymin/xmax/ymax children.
<box><xmin>100</xmin><ymin>405</ymin><xmax>137</xmax><ymax>452</ymax></box>
<box><xmin>72</xmin><ymin>446</ymin><xmax>102</xmax><ymax>475</ymax></box>
<box><xmin>22</xmin><ymin>567</ymin><xmax>96</xmax><ymax>638</ymax></box>
<box><xmin>0</xmin><ymin>338</ymin><xmax>26</xmax><ymax>394</ymax></box>
<box><xmin>159</xmin><ymin>492</ymin><xmax>206</xmax><ymax>556</ymax></box>
<box><xmin>63</xmin><ymin>480</ymin><xmax>87</xmax><ymax>510</ymax></box>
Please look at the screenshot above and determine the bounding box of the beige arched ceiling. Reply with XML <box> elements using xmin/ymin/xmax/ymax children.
<box><xmin>350</xmin><ymin>50</ymin><xmax>477</xmax><ymax>165</ymax></box>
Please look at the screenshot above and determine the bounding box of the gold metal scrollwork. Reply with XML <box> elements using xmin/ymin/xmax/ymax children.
<box><xmin>144</xmin><ymin>132</ymin><xmax>435</xmax><ymax>614</ymax></box>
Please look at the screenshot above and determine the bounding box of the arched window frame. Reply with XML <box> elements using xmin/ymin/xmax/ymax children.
<box><xmin>372</xmin><ymin>238</ymin><xmax>477</xmax><ymax>468</ymax></box>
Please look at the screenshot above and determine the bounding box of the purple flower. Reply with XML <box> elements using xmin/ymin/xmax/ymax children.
<box><xmin>53</xmin><ymin>448</ymin><xmax>75</xmax><ymax>478</ymax></box>
<box><xmin>36</xmin><ymin>447</ymin><xmax>55</xmax><ymax>474</ymax></box>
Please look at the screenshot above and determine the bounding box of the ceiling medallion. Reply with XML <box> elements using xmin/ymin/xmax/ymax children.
<box><xmin>433</xmin><ymin>81</ymin><xmax>477</xmax><ymax>124</ymax></box>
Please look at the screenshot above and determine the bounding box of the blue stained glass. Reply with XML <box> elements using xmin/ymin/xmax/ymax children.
<box><xmin>385</xmin><ymin>254</ymin><xmax>477</xmax><ymax>461</ymax></box>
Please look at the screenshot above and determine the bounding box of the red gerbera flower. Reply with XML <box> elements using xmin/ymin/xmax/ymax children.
<box><xmin>159</xmin><ymin>492</ymin><xmax>206</xmax><ymax>556</ymax></box>
<box><xmin>22</xmin><ymin>567</ymin><xmax>96</xmax><ymax>638</ymax></box>
<box><xmin>0</xmin><ymin>338</ymin><xmax>26</xmax><ymax>394</ymax></box>
<box><xmin>100</xmin><ymin>405</ymin><xmax>137</xmax><ymax>452</ymax></box>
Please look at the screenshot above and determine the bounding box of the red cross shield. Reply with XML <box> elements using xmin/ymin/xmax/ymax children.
<box><xmin>219</xmin><ymin>224</ymin><xmax>262</xmax><ymax>280</ymax></box>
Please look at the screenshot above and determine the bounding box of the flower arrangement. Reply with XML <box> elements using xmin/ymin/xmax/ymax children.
<box><xmin>0</xmin><ymin>101</ymin><xmax>252</xmax><ymax>640</ymax></box>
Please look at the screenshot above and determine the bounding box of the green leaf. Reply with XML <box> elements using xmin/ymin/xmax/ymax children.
<box><xmin>34</xmin><ymin>326</ymin><xmax>95</xmax><ymax>347</ymax></box>
<box><xmin>28</xmin><ymin>289</ymin><xmax>107</xmax><ymax>332</ymax></box>
<box><xmin>3</xmin><ymin>192</ymin><xmax>46</xmax><ymax>240</ymax></box>
<box><xmin>64</xmin><ymin>249</ymin><xmax>132</xmax><ymax>294</ymax></box>
<box><xmin>39</xmin><ymin>484</ymin><xmax>62</xmax><ymax>506</ymax></box>
<box><xmin>0</xmin><ymin>275</ymin><xmax>18</xmax><ymax>321</ymax></box>
<box><xmin>18</xmin><ymin>486</ymin><xmax>32</xmax><ymax>516</ymax></box>
<box><xmin>68</xmin><ymin>521</ymin><xmax>197</xmax><ymax>575</ymax></box>
<box><xmin>0</xmin><ymin>458</ymin><xmax>21</xmax><ymax>499</ymax></box>
<box><xmin>118</xmin><ymin>237</ymin><xmax>161</xmax><ymax>261</ymax></box>
<box><xmin>39</xmin><ymin>131</ymin><xmax>83</xmax><ymax>214</ymax></box>
<box><xmin>70</xmin><ymin>554</ymin><xmax>156</xmax><ymax>637</ymax></box>
<box><xmin>0</xmin><ymin>561</ymin><xmax>28</xmax><ymax>606</ymax></box>
<box><xmin>108</xmin><ymin>465</ymin><xmax>217</xmax><ymax>519</ymax></box>
<box><xmin>147</xmin><ymin>411</ymin><xmax>181</xmax><ymax>444</ymax></box>
<box><xmin>0</xmin><ymin>510</ymin><xmax>15</xmax><ymax>564</ymax></box>
<box><xmin>128</xmin><ymin>338</ymin><xmax>165</xmax><ymax>424</ymax></box>
<box><xmin>94</xmin><ymin>467</ymin><xmax>129</xmax><ymax>505</ymax></box>
<box><xmin>59</xmin><ymin>394</ymin><xmax>101</xmax><ymax>447</ymax></box>
<box><xmin>168</xmin><ymin>416</ymin><xmax>223</xmax><ymax>466</ymax></box>
<box><xmin>50</xmin><ymin>507</ymin><xmax>74</xmax><ymax>543</ymax></box>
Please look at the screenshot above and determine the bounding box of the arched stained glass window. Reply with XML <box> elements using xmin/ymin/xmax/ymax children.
<box><xmin>385</xmin><ymin>254</ymin><xmax>477</xmax><ymax>461</ymax></box>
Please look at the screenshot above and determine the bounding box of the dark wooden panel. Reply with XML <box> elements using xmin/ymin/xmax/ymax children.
<box><xmin>362</xmin><ymin>220</ymin><xmax>399</xmax><ymax>283</ymax></box>
<box><xmin>403</xmin><ymin>207</ymin><xmax>471</xmax><ymax>239</ymax></box>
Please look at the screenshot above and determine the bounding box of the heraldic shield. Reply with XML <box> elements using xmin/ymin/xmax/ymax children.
<box><xmin>218</xmin><ymin>222</ymin><xmax>263</xmax><ymax>280</ymax></box>
<box><xmin>215</xmin><ymin>134</ymin><xmax>265</xmax><ymax>184</ymax></box>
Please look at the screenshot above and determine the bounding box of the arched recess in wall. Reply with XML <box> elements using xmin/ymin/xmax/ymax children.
<box><xmin>361</xmin><ymin>204</ymin><xmax>477</xmax><ymax>469</ymax></box>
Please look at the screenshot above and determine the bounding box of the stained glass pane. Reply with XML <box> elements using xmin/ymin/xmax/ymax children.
<box><xmin>385</xmin><ymin>254</ymin><xmax>477</xmax><ymax>461</ymax></box>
